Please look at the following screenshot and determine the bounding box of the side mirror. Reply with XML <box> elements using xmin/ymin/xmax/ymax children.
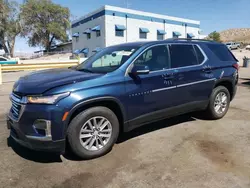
<box><xmin>130</xmin><ymin>65</ymin><xmax>150</xmax><ymax>76</ymax></box>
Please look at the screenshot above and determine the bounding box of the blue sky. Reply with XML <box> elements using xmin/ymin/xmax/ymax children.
<box><xmin>15</xmin><ymin>0</ymin><xmax>250</xmax><ymax>52</ymax></box>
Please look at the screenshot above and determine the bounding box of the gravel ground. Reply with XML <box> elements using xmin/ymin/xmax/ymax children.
<box><xmin>0</xmin><ymin>56</ymin><xmax>249</xmax><ymax>188</ymax></box>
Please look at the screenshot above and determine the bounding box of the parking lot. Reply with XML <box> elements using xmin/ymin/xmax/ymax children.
<box><xmin>0</xmin><ymin>56</ymin><xmax>250</xmax><ymax>187</ymax></box>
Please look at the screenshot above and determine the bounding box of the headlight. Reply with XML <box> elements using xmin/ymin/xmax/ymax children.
<box><xmin>27</xmin><ymin>92</ymin><xmax>70</xmax><ymax>104</ymax></box>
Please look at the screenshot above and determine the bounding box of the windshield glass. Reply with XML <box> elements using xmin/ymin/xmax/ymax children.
<box><xmin>75</xmin><ymin>45</ymin><xmax>139</xmax><ymax>73</ymax></box>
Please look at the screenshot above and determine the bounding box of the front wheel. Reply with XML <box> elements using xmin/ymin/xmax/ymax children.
<box><xmin>67</xmin><ymin>107</ymin><xmax>119</xmax><ymax>159</ymax></box>
<box><xmin>205</xmin><ymin>86</ymin><xmax>230</xmax><ymax>120</ymax></box>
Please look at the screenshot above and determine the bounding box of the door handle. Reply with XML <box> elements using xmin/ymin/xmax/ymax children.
<box><xmin>163</xmin><ymin>73</ymin><xmax>175</xmax><ymax>80</ymax></box>
<box><xmin>202</xmin><ymin>67</ymin><xmax>212</xmax><ymax>73</ymax></box>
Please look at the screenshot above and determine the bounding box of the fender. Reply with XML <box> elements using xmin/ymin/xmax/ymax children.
<box><xmin>214</xmin><ymin>77</ymin><xmax>234</xmax><ymax>86</ymax></box>
<box><xmin>64</xmin><ymin>96</ymin><xmax>127</xmax><ymax>127</ymax></box>
<box><xmin>213</xmin><ymin>77</ymin><xmax>236</xmax><ymax>100</ymax></box>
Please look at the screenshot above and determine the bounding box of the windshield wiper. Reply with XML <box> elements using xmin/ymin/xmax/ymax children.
<box><xmin>77</xmin><ymin>68</ymin><xmax>94</xmax><ymax>73</ymax></box>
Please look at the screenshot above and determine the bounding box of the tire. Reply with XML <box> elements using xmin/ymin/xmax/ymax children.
<box><xmin>205</xmin><ymin>86</ymin><xmax>230</xmax><ymax>120</ymax></box>
<box><xmin>67</xmin><ymin>107</ymin><xmax>119</xmax><ymax>159</ymax></box>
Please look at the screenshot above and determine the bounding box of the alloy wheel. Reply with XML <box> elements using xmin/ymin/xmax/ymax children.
<box><xmin>79</xmin><ymin>116</ymin><xmax>112</xmax><ymax>151</ymax></box>
<box><xmin>214</xmin><ymin>92</ymin><xmax>228</xmax><ymax>114</ymax></box>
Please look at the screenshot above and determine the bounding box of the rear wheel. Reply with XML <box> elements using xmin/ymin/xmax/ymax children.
<box><xmin>67</xmin><ymin>107</ymin><xmax>119</xmax><ymax>159</ymax></box>
<box><xmin>205</xmin><ymin>86</ymin><xmax>230</xmax><ymax>119</ymax></box>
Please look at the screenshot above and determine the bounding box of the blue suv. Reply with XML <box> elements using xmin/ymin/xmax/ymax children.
<box><xmin>7</xmin><ymin>39</ymin><xmax>239</xmax><ymax>159</ymax></box>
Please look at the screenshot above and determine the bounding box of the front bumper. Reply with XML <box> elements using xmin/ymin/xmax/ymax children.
<box><xmin>7</xmin><ymin>116</ymin><xmax>65</xmax><ymax>153</ymax></box>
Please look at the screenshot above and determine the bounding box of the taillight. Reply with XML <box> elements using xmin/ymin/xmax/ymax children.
<box><xmin>233</xmin><ymin>63</ymin><xmax>239</xmax><ymax>70</ymax></box>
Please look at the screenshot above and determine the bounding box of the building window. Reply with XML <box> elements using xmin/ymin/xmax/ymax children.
<box><xmin>115</xmin><ymin>25</ymin><xmax>126</xmax><ymax>37</ymax></box>
<box><xmin>116</xmin><ymin>30</ymin><xmax>124</xmax><ymax>37</ymax></box>
<box><xmin>157</xmin><ymin>30</ymin><xmax>166</xmax><ymax>40</ymax></box>
<box><xmin>87</xmin><ymin>33</ymin><xmax>91</xmax><ymax>39</ymax></box>
<box><xmin>96</xmin><ymin>30</ymin><xmax>101</xmax><ymax>37</ymax></box>
<box><xmin>139</xmin><ymin>28</ymin><xmax>149</xmax><ymax>39</ymax></box>
<box><xmin>140</xmin><ymin>32</ymin><xmax>147</xmax><ymax>39</ymax></box>
<box><xmin>157</xmin><ymin>34</ymin><xmax>164</xmax><ymax>40</ymax></box>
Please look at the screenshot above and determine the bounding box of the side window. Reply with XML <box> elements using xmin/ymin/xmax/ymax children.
<box><xmin>169</xmin><ymin>44</ymin><xmax>198</xmax><ymax>68</ymax></box>
<box><xmin>143</xmin><ymin>49</ymin><xmax>152</xmax><ymax>62</ymax></box>
<box><xmin>194</xmin><ymin>45</ymin><xmax>205</xmax><ymax>64</ymax></box>
<box><xmin>207</xmin><ymin>44</ymin><xmax>237</xmax><ymax>61</ymax></box>
<box><xmin>134</xmin><ymin>45</ymin><xmax>170</xmax><ymax>71</ymax></box>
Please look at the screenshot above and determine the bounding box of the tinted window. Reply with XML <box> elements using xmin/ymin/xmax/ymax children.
<box><xmin>207</xmin><ymin>44</ymin><xmax>237</xmax><ymax>61</ymax></box>
<box><xmin>194</xmin><ymin>45</ymin><xmax>205</xmax><ymax>64</ymax></box>
<box><xmin>134</xmin><ymin>45</ymin><xmax>170</xmax><ymax>71</ymax></box>
<box><xmin>169</xmin><ymin>44</ymin><xmax>198</xmax><ymax>68</ymax></box>
<box><xmin>0</xmin><ymin>58</ymin><xmax>6</xmax><ymax>61</ymax></box>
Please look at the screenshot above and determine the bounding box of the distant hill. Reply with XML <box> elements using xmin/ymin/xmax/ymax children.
<box><xmin>219</xmin><ymin>28</ymin><xmax>250</xmax><ymax>43</ymax></box>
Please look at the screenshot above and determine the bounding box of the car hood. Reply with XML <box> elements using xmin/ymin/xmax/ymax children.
<box><xmin>13</xmin><ymin>68</ymin><xmax>103</xmax><ymax>95</ymax></box>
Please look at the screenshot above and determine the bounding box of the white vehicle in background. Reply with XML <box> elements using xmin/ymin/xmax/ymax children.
<box><xmin>245</xmin><ymin>45</ymin><xmax>250</xmax><ymax>50</ymax></box>
<box><xmin>225</xmin><ymin>42</ymin><xmax>239</xmax><ymax>50</ymax></box>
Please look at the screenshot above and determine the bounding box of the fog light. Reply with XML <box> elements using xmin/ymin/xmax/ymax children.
<box><xmin>27</xmin><ymin>119</ymin><xmax>52</xmax><ymax>141</ymax></box>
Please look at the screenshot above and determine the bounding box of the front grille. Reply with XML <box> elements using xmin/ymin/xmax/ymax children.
<box><xmin>12</xmin><ymin>92</ymin><xmax>22</xmax><ymax>100</ymax></box>
<box><xmin>11</xmin><ymin>100</ymin><xmax>22</xmax><ymax>119</ymax></box>
<box><xmin>10</xmin><ymin>92</ymin><xmax>24</xmax><ymax>120</ymax></box>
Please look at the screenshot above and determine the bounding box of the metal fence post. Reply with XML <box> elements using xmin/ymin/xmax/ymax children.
<box><xmin>0</xmin><ymin>65</ymin><xmax>2</xmax><ymax>85</ymax></box>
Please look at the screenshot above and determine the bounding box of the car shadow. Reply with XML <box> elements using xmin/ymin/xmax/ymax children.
<box><xmin>117</xmin><ymin>113</ymin><xmax>196</xmax><ymax>144</ymax></box>
<box><xmin>7</xmin><ymin>136</ymin><xmax>63</xmax><ymax>163</ymax></box>
<box><xmin>239</xmin><ymin>78</ymin><xmax>250</xmax><ymax>87</ymax></box>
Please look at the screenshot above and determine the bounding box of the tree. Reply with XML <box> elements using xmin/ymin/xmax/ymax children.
<box><xmin>0</xmin><ymin>0</ymin><xmax>22</xmax><ymax>57</ymax></box>
<box><xmin>21</xmin><ymin>0</ymin><xmax>70</xmax><ymax>52</ymax></box>
<box><xmin>207</xmin><ymin>31</ymin><xmax>221</xmax><ymax>42</ymax></box>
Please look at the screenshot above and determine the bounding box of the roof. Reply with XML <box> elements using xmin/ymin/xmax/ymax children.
<box><xmin>72</xmin><ymin>5</ymin><xmax>200</xmax><ymax>28</ymax></box>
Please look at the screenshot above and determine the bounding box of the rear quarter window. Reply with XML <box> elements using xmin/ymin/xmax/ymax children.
<box><xmin>206</xmin><ymin>44</ymin><xmax>237</xmax><ymax>61</ymax></box>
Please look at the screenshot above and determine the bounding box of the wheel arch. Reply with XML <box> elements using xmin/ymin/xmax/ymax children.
<box><xmin>214</xmin><ymin>78</ymin><xmax>234</xmax><ymax>100</ymax></box>
<box><xmin>65</xmin><ymin>97</ymin><xmax>126</xmax><ymax>133</ymax></box>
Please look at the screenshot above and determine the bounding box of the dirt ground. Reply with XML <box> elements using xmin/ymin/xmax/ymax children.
<box><xmin>0</xmin><ymin>51</ymin><xmax>250</xmax><ymax>188</ymax></box>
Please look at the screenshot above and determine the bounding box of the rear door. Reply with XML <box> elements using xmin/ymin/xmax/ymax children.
<box><xmin>168</xmin><ymin>44</ymin><xmax>215</xmax><ymax>108</ymax></box>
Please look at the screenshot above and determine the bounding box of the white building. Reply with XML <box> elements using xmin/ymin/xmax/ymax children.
<box><xmin>71</xmin><ymin>5</ymin><xmax>201</xmax><ymax>57</ymax></box>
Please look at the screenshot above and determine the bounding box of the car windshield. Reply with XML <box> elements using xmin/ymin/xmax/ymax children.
<box><xmin>75</xmin><ymin>45</ymin><xmax>139</xmax><ymax>73</ymax></box>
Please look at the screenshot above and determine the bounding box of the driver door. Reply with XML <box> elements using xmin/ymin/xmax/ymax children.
<box><xmin>125</xmin><ymin>44</ymin><xmax>178</xmax><ymax>128</ymax></box>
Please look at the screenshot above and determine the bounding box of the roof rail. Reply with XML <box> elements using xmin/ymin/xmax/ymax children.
<box><xmin>165</xmin><ymin>38</ymin><xmax>217</xmax><ymax>42</ymax></box>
